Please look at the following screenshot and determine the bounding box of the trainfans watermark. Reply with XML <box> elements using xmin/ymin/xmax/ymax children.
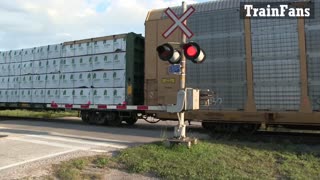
<box><xmin>240</xmin><ymin>1</ymin><xmax>314</xmax><ymax>18</ymax></box>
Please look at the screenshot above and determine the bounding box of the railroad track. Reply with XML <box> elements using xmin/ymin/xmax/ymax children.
<box><xmin>207</xmin><ymin>129</ymin><xmax>320</xmax><ymax>144</ymax></box>
<box><xmin>1</xmin><ymin>116</ymin><xmax>320</xmax><ymax>144</ymax></box>
<box><xmin>0</xmin><ymin>116</ymin><xmax>206</xmax><ymax>132</ymax></box>
<box><xmin>253</xmin><ymin>130</ymin><xmax>320</xmax><ymax>144</ymax></box>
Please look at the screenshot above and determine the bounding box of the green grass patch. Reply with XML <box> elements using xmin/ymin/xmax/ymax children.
<box><xmin>49</xmin><ymin>134</ymin><xmax>320</xmax><ymax>180</ymax></box>
<box><xmin>115</xmin><ymin>140</ymin><xmax>320</xmax><ymax>180</ymax></box>
<box><xmin>0</xmin><ymin>110</ymin><xmax>78</xmax><ymax>119</ymax></box>
<box><xmin>70</xmin><ymin>158</ymin><xmax>89</xmax><ymax>170</ymax></box>
<box><xmin>53</xmin><ymin>156</ymin><xmax>112</xmax><ymax>180</ymax></box>
<box><xmin>55</xmin><ymin>164</ymin><xmax>82</xmax><ymax>180</ymax></box>
<box><xmin>50</xmin><ymin>140</ymin><xmax>320</xmax><ymax>180</ymax></box>
<box><xmin>94</xmin><ymin>156</ymin><xmax>110</xmax><ymax>168</ymax></box>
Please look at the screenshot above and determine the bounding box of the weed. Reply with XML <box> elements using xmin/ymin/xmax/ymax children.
<box><xmin>55</xmin><ymin>164</ymin><xmax>81</xmax><ymax>180</ymax></box>
<box><xmin>94</xmin><ymin>156</ymin><xmax>109</xmax><ymax>168</ymax></box>
<box><xmin>115</xmin><ymin>140</ymin><xmax>320</xmax><ymax>179</ymax></box>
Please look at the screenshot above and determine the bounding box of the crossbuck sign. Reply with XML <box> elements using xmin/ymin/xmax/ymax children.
<box><xmin>162</xmin><ymin>6</ymin><xmax>195</xmax><ymax>39</ymax></box>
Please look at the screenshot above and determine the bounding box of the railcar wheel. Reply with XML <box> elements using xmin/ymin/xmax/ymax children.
<box><xmin>93</xmin><ymin>112</ymin><xmax>107</xmax><ymax>125</ymax></box>
<box><xmin>202</xmin><ymin>122</ymin><xmax>212</xmax><ymax>130</ymax></box>
<box><xmin>81</xmin><ymin>111</ymin><xmax>90</xmax><ymax>123</ymax></box>
<box><xmin>203</xmin><ymin>122</ymin><xmax>220</xmax><ymax>134</ymax></box>
<box><xmin>238</xmin><ymin>124</ymin><xmax>260</xmax><ymax>135</ymax></box>
<box><xmin>125</xmin><ymin>116</ymin><xmax>138</xmax><ymax>126</ymax></box>
<box><xmin>220</xmin><ymin>123</ymin><xmax>231</xmax><ymax>132</ymax></box>
<box><xmin>88</xmin><ymin>112</ymin><xmax>100</xmax><ymax>125</ymax></box>
<box><xmin>106</xmin><ymin>112</ymin><xmax>122</xmax><ymax>126</ymax></box>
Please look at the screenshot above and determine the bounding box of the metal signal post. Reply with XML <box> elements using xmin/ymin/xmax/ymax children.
<box><xmin>157</xmin><ymin>2</ymin><xmax>206</xmax><ymax>141</ymax></box>
<box><xmin>175</xmin><ymin>1</ymin><xmax>188</xmax><ymax>139</ymax></box>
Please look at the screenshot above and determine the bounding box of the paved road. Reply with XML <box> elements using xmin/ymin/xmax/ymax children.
<box><xmin>0</xmin><ymin>118</ymin><xmax>207</xmax><ymax>178</ymax></box>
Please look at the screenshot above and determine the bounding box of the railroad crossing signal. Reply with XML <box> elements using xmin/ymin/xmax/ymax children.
<box><xmin>183</xmin><ymin>42</ymin><xmax>206</xmax><ymax>64</ymax></box>
<box><xmin>156</xmin><ymin>42</ymin><xmax>206</xmax><ymax>64</ymax></box>
<box><xmin>162</xmin><ymin>6</ymin><xmax>195</xmax><ymax>39</ymax></box>
<box><xmin>161</xmin><ymin>2</ymin><xmax>201</xmax><ymax>142</ymax></box>
<box><xmin>157</xmin><ymin>43</ymin><xmax>181</xmax><ymax>64</ymax></box>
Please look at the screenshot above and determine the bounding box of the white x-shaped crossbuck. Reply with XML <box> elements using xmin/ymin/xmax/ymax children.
<box><xmin>162</xmin><ymin>6</ymin><xmax>195</xmax><ymax>39</ymax></box>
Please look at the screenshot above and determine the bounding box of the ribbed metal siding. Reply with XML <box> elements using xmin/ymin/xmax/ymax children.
<box><xmin>306</xmin><ymin>1</ymin><xmax>320</xmax><ymax>111</ymax></box>
<box><xmin>186</xmin><ymin>7</ymin><xmax>247</xmax><ymax>110</ymax></box>
<box><xmin>251</xmin><ymin>19</ymin><xmax>301</xmax><ymax>111</ymax></box>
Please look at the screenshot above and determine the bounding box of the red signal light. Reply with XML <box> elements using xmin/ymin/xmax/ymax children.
<box><xmin>183</xmin><ymin>42</ymin><xmax>206</xmax><ymax>64</ymax></box>
<box><xmin>186</xmin><ymin>45</ymin><xmax>197</xmax><ymax>57</ymax></box>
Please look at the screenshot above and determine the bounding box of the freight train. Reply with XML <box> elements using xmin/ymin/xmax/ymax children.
<box><xmin>0</xmin><ymin>0</ymin><xmax>320</xmax><ymax>133</ymax></box>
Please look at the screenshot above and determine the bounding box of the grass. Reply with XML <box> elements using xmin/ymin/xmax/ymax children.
<box><xmin>0</xmin><ymin>110</ymin><xmax>78</xmax><ymax>119</ymax></box>
<box><xmin>51</xmin><ymin>139</ymin><xmax>320</xmax><ymax>180</ymax></box>
<box><xmin>115</xmin><ymin>140</ymin><xmax>320</xmax><ymax>180</ymax></box>
<box><xmin>54</xmin><ymin>156</ymin><xmax>109</xmax><ymax>180</ymax></box>
<box><xmin>94</xmin><ymin>156</ymin><xmax>110</xmax><ymax>168</ymax></box>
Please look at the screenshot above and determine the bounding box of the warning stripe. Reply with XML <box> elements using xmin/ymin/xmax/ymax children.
<box><xmin>65</xmin><ymin>104</ymin><xmax>73</xmax><ymax>109</ymax></box>
<box><xmin>116</xmin><ymin>105</ymin><xmax>127</xmax><ymax>110</ymax></box>
<box><xmin>97</xmin><ymin>105</ymin><xmax>107</xmax><ymax>109</ymax></box>
<box><xmin>47</xmin><ymin>104</ymin><xmax>166</xmax><ymax>111</ymax></box>
<box><xmin>137</xmin><ymin>105</ymin><xmax>148</xmax><ymax>110</ymax></box>
<box><xmin>80</xmin><ymin>104</ymin><xmax>90</xmax><ymax>109</ymax></box>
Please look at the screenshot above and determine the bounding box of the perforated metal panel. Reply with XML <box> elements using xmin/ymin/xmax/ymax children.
<box><xmin>251</xmin><ymin>18</ymin><xmax>301</xmax><ymax>111</ymax></box>
<box><xmin>185</xmin><ymin>7</ymin><xmax>247</xmax><ymax>110</ymax></box>
<box><xmin>306</xmin><ymin>1</ymin><xmax>320</xmax><ymax>111</ymax></box>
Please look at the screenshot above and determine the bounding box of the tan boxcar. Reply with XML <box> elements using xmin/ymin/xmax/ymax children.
<box><xmin>145</xmin><ymin>0</ymin><xmax>320</xmax><ymax>128</ymax></box>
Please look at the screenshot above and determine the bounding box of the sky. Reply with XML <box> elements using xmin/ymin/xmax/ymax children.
<box><xmin>0</xmin><ymin>0</ymin><xmax>209</xmax><ymax>51</ymax></box>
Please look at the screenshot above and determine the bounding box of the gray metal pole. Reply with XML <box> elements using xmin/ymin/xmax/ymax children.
<box><xmin>181</xmin><ymin>2</ymin><xmax>187</xmax><ymax>89</ymax></box>
<box><xmin>175</xmin><ymin>1</ymin><xmax>187</xmax><ymax>139</ymax></box>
